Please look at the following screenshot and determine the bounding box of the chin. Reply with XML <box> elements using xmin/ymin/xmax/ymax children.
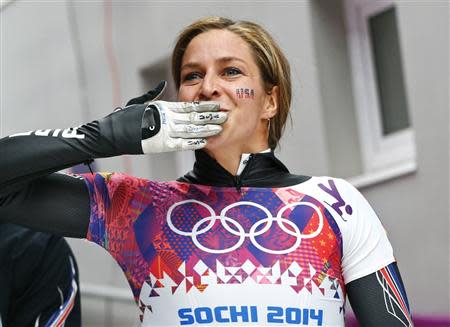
<box><xmin>205</xmin><ymin>129</ymin><xmax>241</xmax><ymax>152</ymax></box>
<box><xmin>204</xmin><ymin>134</ymin><xmax>225</xmax><ymax>151</ymax></box>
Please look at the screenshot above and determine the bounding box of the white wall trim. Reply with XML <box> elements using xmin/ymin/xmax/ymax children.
<box><xmin>348</xmin><ymin>160</ymin><xmax>417</xmax><ymax>189</ymax></box>
<box><xmin>0</xmin><ymin>0</ymin><xmax>18</xmax><ymax>11</ymax></box>
<box><xmin>343</xmin><ymin>0</ymin><xmax>417</xmax><ymax>173</ymax></box>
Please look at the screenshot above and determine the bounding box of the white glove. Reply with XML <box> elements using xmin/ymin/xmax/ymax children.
<box><xmin>140</xmin><ymin>100</ymin><xmax>227</xmax><ymax>153</ymax></box>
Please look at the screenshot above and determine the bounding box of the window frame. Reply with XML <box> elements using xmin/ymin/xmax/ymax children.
<box><xmin>344</xmin><ymin>0</ymin><xmax>416</xmax><ymax>183</ymax></box>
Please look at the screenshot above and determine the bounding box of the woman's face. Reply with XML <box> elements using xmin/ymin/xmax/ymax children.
<box><xmin>177</xmin><ymin>29</ymin><xmax>277</xmax><ymax>153</ymax></box>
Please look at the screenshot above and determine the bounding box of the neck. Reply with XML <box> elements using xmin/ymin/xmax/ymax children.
<box><xmin>205</xmin><ymin>122</ymin><xmax>270</xmax><ymax>175</ymax></box>
<box><xmin>205</xmin><ymin>142</ymin><xmax>270</xmax><ymax>176</ymax></box>
<box><xmin>204</xmin><ymin>148</ymin><xmax>241</xmax><ymax>176</ymax></box>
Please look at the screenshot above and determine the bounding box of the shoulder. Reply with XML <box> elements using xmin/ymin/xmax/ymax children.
<box><xmin>291</xmin><ymin>176</ymin><xmax>369</xmax><ymax>224</ymax></box>
<box><xmin>308</xmin><ymin>175</ymin><xmax>354</xmax><ymax>187</ymax></box>
<box><xmin>294</xmin><ymin>175</ymin><xmax>358</xmax><ymax>197</ymax></box>
<box><xmin>76</xmin><ymin>172</ymin><xmax>162</xmax><ymax>190</ymax></box>
<box><xmin>78</xmin><ymin>172</ymin><xmax>183</xmax><ymax>206</ymax></box>
<box><xmin>305</xmin><ymin>176</ymin><xmax>362</xmax><ymax>200</ymax></box>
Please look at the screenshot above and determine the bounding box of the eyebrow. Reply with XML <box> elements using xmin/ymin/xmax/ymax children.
<box><xmin>181</xmin><ymin>56</ymin><xmax>247</xmax><ymax>71</ymax></box>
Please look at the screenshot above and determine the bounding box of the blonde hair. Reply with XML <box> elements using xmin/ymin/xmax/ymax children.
<box><xmin>172</xmin><ymin>17</ymin><xmax>292</xmax><ymax>149</ymax></box>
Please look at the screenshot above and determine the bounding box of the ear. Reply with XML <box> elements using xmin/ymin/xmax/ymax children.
<box><xmin>262</xmin><ymin>85</ymin><xmax>279</xmax><ymax>119</ymax></box>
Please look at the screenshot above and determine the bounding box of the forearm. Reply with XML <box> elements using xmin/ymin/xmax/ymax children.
<box><xmin>347</xmin><ymin>262</ymin><xmax>413</xmax><ymax>326</ymax></box>
<box><xmin>0</xmin><ymin>105</ymin><xmax>147</xmax><ymax>236</ymax></box>
<box><xmin>0</xmin><ymin>104</ymin><xmax>146</xmax><ymax>197</ymax></box>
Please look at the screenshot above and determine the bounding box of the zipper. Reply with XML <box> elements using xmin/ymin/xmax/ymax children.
<box><xmin>233</xmin><ymin>154</ymin><xmax>254</xmax><ymax>193</ymax></box>
<box><xmin>234</xmin><ymin>175</ymin><xmax>242</xmax><ymax>193</ymax></box>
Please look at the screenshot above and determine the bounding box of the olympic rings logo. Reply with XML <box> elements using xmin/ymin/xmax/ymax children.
<box><xmin>166</xmin><ymin>200</ymin><xmax>324</xmax><ymax>255</ymax></box>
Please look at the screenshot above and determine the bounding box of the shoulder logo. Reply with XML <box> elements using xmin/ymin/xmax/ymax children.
<box><xmin>318</xmin><ymin>179</ymin><xmax>352</xmax><ymax>221</ymax></box>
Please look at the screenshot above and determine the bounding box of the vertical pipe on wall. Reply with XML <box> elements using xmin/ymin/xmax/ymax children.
<box><xmin>103</xmin><ymin>0</ymin><xmax>133</xmax><ymax>174</ymax></box>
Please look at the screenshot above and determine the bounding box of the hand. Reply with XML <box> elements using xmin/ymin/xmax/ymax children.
<box><xmin>140</xmin><ymin>101</ymin><xmax>227</xmax><ymax>153</ymax></box>
<box><xmin>125</xmin><ymin>80</ymin><xmax>167</xmax><ymax>106</ymax></box>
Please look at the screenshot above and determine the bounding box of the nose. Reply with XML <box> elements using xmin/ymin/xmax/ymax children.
<box><xmin>198</xmin><ymin>73</ymin><xmax>220</xmax><ymax>101</ymax></box>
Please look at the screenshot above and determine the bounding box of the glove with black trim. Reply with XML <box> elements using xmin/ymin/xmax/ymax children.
<box><xmin>139</xmin><ymin>100</ymin><xmax>226</xmax><ymax>153</ymax></box>
<box><xmin>114</xmin><ymin>81</ymin><xmax>227</xmax><ymax>153</ymax></box>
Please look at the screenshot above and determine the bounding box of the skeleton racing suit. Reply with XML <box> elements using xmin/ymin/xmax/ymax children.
<box><xmin>0</xmin><ymin>103</ymin><xmax>413</xmax><ymax>326</ymax></box>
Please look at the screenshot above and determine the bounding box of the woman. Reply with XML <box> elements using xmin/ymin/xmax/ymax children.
<box><xmin>0</xmin><ymin>17</ymin><xmax>412</xmax><ymax>326</ymax></box>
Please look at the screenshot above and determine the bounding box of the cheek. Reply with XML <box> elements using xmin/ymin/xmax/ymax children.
<box><xmin>177</xmin><ymin>86</ymin><xmax>195</xmax><ymax>101</ymax></box>
<box><xmin>233</xmin><ymin>87</ymin><xmax>266</xmax><ymax>118</ymax></box>
<box><xmin>227</xmin><ymin>100</ymin><xmax>261</xmax><ymax>131</ymax></box>
<box><xmin>233</xmin><ymin>86</ymin><xmax>268</xmax><ymax>112</ymax></box>
<box><xmin>234</xmin><ymin>87</ymin><xmax>256</xmax><ymax>100</ymax></box>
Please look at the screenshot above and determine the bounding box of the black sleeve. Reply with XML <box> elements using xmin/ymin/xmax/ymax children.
<box><xmin>0</xmin><ymin>104</ymin><xmax>149</xmax><ymax>236</ymax></box>
<box><xmin>0</xmin><ymin>174</ymin><xmax>90</xmax><ymax>237</ymax></box>
<box><xmin>0</xmin><ymin>104</ymin><xmax>147</xmax><ymax>197</ymax></box>
<box><xmin>0</xmin><ymin>224</ymin><xmax>81</xmax><ymax>326</ymax></box>
<box><xmin>347</xmin><ymin>262</ymin><xmax>413</xmax><ymax>326</ymax></box>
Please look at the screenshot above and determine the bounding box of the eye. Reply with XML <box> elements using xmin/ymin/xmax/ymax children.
<box><xmin>183</xmin><ymin>72</ymin><xmax>203</xmax><ymax>82</ymax></box>
<box><xmin>223</xmin><ymin>67</ymin><xmax>242</xmax><ymax>77</ymax></box>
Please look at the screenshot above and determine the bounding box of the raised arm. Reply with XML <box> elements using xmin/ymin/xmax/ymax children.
<box><xmin>0</xmin><ymin>84</ymin><xmax>226</xmax><ymax>237</ymax></box>
<box><xmin>0</xmin><ymin>102</ymin><xmax>149</xmax><ymax>237</ymax></box>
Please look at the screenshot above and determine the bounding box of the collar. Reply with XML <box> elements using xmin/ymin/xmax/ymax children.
<box><xmin>236</xmin><ymin>148</ymin><xmax>271</xmax><ymax>175</ymax></box>
<box><xmin>177</xmin><ymin>150</ymin><xmax>311</xmax><ymax>190</ymax></box>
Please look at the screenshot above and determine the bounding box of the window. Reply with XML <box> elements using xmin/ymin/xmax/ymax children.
<box><xmin>344</xmin><ymin>0</ymin><xmax>416</xmax><ymax>183</ymax></box>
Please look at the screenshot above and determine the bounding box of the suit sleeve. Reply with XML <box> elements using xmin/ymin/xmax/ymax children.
<box><xmin>336</xmin><ymin>179</ymin><xmax>395</xmax><ymax>284</ymax></box>
<box><xmin>0</xmin><ymin>104</ymin><xmax>148</xmax><ymax>237</ymax></box>
<box><xmin>347</xmin><ymin>262</ymin><xmax>413</xmax><ymax>326</ymax></box>
<box><xmin>81</xmin><ymin>171</ymin><xmax>163</xmax><ymax>300</ymax></box>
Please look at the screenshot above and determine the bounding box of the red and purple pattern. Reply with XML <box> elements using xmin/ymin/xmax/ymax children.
<box><xmin>83</xmin><ymin>173</ymin><xmax>345</xmax><ymax>310</ymax></box>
